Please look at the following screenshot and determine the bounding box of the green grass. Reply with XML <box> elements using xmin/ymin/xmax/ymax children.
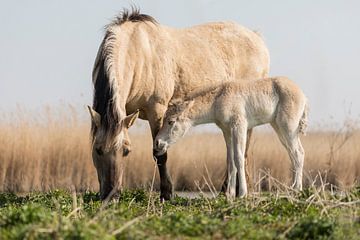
<box><xmin>0</xmin><ymin>187</ymin><xmax>359</xmax><ymax>239</ymax></box>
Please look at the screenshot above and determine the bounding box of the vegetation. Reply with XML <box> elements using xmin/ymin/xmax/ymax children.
<box><xmin>0</xmin><ymin>106</ymin><xmax>359</xmax><ymax>193</ymax></box>
<box><xmin>1</xmin><ymin>107</ymin><xmax>359</xmax><ymax>239</ymax></box>
<box><xmin>0</xmin><ymin>187</ymin><xmax>359</xmax><ymax>239</ymax></box>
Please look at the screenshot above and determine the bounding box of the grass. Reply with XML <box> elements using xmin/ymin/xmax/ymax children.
<box><xmin>0</xmin><ymin>186</ymin><xmax>359</xmax><ymax>239</ymax></box>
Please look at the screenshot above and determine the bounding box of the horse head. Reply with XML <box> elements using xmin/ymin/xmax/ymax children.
<box><xmin>88</xmin><ymin>106</ymin><xmax>139</xmax><ymax>199</ymax></box>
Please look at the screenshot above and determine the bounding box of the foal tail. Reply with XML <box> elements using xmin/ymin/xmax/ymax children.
<box><xmin>298</xmin><ymin>101</ymin><xmax>308</xmax><ymax>135</ymax></box>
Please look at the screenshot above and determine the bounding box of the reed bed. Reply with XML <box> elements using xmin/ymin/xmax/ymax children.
<box><xmin>0</xmin><ymin>106</ymin><xmax>359</xmax><ymax>193</ymax></box>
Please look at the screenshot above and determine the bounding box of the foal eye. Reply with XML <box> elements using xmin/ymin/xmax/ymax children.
<box><xmin>168</xmin><ymin>120</ymin><xmax>175</xmax><ymax>125</ymax></box>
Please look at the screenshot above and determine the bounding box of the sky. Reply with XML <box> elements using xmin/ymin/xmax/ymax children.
<box><xmin>1</xmin><ymin>0</ymin><xmax>360</xmax><ymax>127</ymax></box>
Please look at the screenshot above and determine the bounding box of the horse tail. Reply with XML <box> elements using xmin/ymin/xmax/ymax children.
<box><xmin>299</xmin><ymin>101</ymin><xmax>308</xmax><ymax>135</ymax></box>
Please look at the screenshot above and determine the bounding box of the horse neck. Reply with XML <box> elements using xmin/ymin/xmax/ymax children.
<box><xmin>187</xmin><ymin>93</ymin><xmax>216</xmax><ymax>126</ymax></box>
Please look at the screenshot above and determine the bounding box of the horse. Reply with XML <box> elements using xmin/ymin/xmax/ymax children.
<box><xmin>154</xmin><ymin>76</ymin><xmax>308</xmax><ymax>199</ymax></box>
<box><xmin>89</xmin><ymin>8</ymin><xmax>270</xmax><ymax>200</ymax></box>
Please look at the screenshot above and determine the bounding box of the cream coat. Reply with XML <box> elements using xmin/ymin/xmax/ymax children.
<box><xmin>155</xmin><ymin>77</ymin><xmax>308</xmax><ymax>198</ymax></box>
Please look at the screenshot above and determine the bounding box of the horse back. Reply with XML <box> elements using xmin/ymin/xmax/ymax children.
<box><xmin>171</xmin><ymin>21</ymin><xmax>270</xmax><ymax>98</ymax></box>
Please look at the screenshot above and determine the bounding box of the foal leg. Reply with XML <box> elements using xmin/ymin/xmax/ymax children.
<box><xmin>221</xmin><ymin>128</ymin><xmax>253</xmax><ymax>195</ymax></box>
<box><xmin>244</xmin><ymin>128</ymin><xmax>253</xmax><ymax>193</ymax></box>
<box><xmin>272</xmin><ymin>123</ymin><xmax>304</xmax><ymax>190</ymax></box>
<box><xmin>222</xmin><ymin>129</ymin><xmax>236</xmax><ymax>199</ymax></box>
<box><xmin>232</xmin><ymin>125</ymin><xmax>248</xmax><ymax>197</ymax></box>
<box><xmin>287</xmin><ymin>136</ymin><xmax>304</xmax><ymax>190</ymax></box>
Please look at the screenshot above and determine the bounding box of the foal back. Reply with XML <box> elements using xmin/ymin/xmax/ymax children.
<box><xmin>216</xmin><ymin>77</ymin><xmax>307</xmax><ymax>130</ymax></box>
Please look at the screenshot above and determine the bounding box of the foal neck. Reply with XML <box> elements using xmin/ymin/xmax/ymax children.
<box><xmin>186</xmin><ymin>87</ymin><xmax>219</xmax><ymax>125</ymax></box>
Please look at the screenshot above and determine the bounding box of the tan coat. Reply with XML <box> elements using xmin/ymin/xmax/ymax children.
<box><xmin>96</xmin><ymin>17</ymin><xmax>270</xmax><ymax>137</ymax></box>
<box><xmin>90</xmin><ymin>9</ymin><xmax>270</xmax><ymax>200</ymax></box>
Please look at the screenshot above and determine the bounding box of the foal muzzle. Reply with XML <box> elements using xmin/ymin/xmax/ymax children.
<box><xmin>154</xmin><ymin>139</ymin><xmax>168</xmax><ymax>156</ymax></box>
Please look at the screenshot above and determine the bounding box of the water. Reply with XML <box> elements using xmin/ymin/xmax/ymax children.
<box><xmin>175</xmin><ymin>191</ymin><xmax>217</xmax><ymax>199</ymax></box>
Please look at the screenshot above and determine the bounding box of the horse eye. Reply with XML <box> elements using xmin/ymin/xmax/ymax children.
<box><xmin>168</xmin><ymin>120</ymin><xmax>175</xmax><ymax>125</ymax></box>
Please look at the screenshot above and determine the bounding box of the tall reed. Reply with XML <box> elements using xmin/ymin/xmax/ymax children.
<box><xmin>0</xmin><ymin>106</ymin><xmax>359</xmax><ymax>193</ymax></box>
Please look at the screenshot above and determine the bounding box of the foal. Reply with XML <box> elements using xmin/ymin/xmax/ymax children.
<box><xmin>154</xmin><ymin>77</ymin><xmax>308</xmax><ymax>199</ymax></box>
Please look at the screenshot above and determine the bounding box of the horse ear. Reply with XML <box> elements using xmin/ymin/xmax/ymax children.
<box><xmin>87</xmin><ymin>105</ymin><xmax>101</xmax><ymax>128</ymax></box>
<box><xmin>123</xmin><ymin>109</ymin><xmax>139</xmax><ymax>128</ymax></box>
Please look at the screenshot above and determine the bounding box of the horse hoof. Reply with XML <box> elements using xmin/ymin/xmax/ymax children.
<box><xmin>160</xmin><ymin>191</ymin><xmax>172</xmax><ymax>201</ymax></box>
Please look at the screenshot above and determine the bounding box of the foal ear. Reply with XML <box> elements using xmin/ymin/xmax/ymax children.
<box><xmin>181</xmin><ymin>100</ymin><xmax>194</xmax><ymax>110</ymax></box>
<box><xmin>168</xmin><ymin>98</ymin><xmax>182</xmax><ymax>107</ymax></box>
<box><xmin>87</xmin><ymin>105</ymin><xmax>101</xmax><ymax>128</ymax></box>
<box><xmin>123</xmin><ymin>109</ymin><xmax>140</xmax><ymax>128</ymax></box>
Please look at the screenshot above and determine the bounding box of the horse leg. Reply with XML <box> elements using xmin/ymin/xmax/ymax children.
<box><xmin>152</xmin><ymin>151</ymin><xmax>173</xmax><ymax>200</ymax></box>
<box><xmin>148</xmin><ymin>107</ymin><xmax>173</xmax><ymax>201</ymax></box>
<box><xmin>232</xmin><ymin>124</ymin><xmax>248</xmax><ymax>197</ymax></box>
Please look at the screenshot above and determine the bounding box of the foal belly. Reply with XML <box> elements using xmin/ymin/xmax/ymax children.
<box><xmin>247</xmin><ymin>113</ymin><xmax>274</xmax><ymax>128</ymax></box>
<box><xmin>245</xmin><ymin>100</ymin><xmax>277</xmax><ymax>128</ymax></box>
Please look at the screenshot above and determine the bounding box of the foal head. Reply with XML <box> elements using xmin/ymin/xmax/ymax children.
<box><xmin>154</xmin><ymin>100</ymin><xmax>194</xmax><ymax>156</ymax></box>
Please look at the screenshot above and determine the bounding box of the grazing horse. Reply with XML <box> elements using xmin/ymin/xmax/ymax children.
<box><xmin>154</xmin><ymin>77</ymin><xmax>308</xmax><ymax>199</ymax></box>
<box><xmin>89</xmin><ymin>8</ymin><xmax>270</xmax><ymax>200</ymax></box>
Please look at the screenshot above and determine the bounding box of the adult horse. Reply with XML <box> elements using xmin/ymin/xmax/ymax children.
<box><xmin>89</xmin><ymin>8</ymin><xmax>270</xmax><ymax>200</ymax></box>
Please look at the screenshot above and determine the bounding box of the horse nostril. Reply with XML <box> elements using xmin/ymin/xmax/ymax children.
<box><xmin>96</xmin><ymin>147</ymin><xmax>103</xmax><ymax>156</ymax></box>
<box><xmin>155</xmin><ymin>139</ymin><xmax>160</xmax><ymax>148</ymax></box>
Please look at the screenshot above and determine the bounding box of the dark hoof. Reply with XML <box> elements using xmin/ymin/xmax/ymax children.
<box><xmin>220</xmin><ymin>182</ymin><xmax>227</xmax><ymax>194</ymax></box>
<box><xmin>160</xmin><ymin>191</ymin><xmax>172</xmax><ymax>201</ymax></box>
<box><xmin>160</xmin><ymin>180</ymin><xmax>173</xmax><ymax>201</ymax></box>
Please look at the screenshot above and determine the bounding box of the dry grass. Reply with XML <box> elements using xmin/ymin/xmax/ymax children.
<box><xmin>0</xmin><ymin>106</ymin><xmax>359</xmax><ymax>193</ymax></box>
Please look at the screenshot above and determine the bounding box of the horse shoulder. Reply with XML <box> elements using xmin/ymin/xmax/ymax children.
<box><xmin>119</xmin><ymin>23</ymin><xmax>176</xmax><ymax>103</ymax></box>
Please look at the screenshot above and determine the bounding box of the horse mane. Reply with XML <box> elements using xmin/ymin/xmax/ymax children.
<box><xmin>91</xmin><ymin>8</ymin><xmax>157</xmax><ymax>143</ymax></box>
<box><xmin>106</xmin><ymin>7</ymin><xmax>157</xmax><ymax>29</ymax></box>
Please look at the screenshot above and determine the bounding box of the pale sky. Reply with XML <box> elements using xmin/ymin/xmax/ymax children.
<box><xmin>1</xmin><ymin>0</ymin><xmax>360</xmax><ymax>126</ymax></box>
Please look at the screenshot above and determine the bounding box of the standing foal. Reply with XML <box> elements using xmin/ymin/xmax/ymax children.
<box><xmin>154</xmin><ymin>76</ymin><xmax>308</xmax><ymax>199</ymax></box>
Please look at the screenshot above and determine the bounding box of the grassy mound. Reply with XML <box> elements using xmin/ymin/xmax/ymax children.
<box><xmin>0</xmin><ymin>187</ymin><xmax>359</xmax><ymax>239</ymax></box>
